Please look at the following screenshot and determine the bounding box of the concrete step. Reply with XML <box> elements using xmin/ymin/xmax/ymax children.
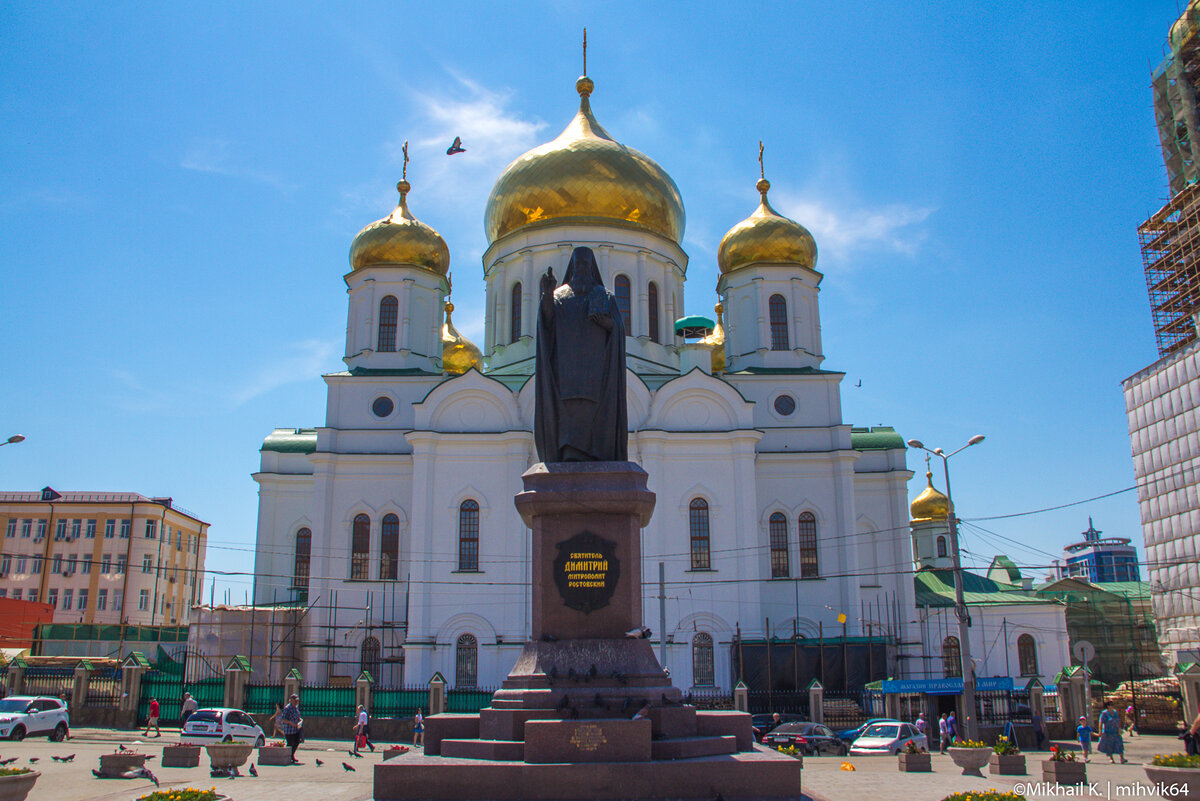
<box><xmin>440</xmin><ymin>738</ymin><xmax>525</xmax><ymax>761</ymax></box>
<box><xmin>650</xmin><ymin>735</ymin><xmax>737</xmax><ymax>761</ymax></box>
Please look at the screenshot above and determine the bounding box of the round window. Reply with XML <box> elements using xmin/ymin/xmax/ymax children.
<box><xmin>371</xmin><ymin>396</ymin><xmax>394</xmax><ymax>418</ymax></box>
<box><xmin>774</xmin><ymin>394</ymin><xmax>796</xmax><ymax>416</ymax></box>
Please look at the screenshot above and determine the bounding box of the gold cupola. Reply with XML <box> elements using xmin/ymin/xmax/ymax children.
<box><xmin>441</xmin><ymin>296</ymin><xmax>482</xmax><ymax>375</ymax></box>
<box><xmin>910</xmin><ymin>471</ymin><xmax>951</xmax><ymax>522</ymax></box>
<box><xmin>350</xmin><ymin>175</ymin><xmax>449</xmax><ymax>275</ymax></box>
<box><xmin>484</xmin><ymin>75</ymin><xmax>685</xmax><ymax>244</ymax></box>
<box><xmin>701</xmin><ymin>301</ymin><xmax>726</xmax><ymax>373</ymax></box>
<box><xmin>717</xmin><ymin>157</ymin><xmax>817</xmax><ymax>274</ymax></box>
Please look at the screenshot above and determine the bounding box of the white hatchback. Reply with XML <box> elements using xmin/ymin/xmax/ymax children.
<box><xmin>179</xmin><ymin>708</ymin><xmax>265</xmax><ymax>746</ymax></box>
<box><xmin>0</xmin><ymin>696</ymin><xmax>70</xmax><ymax>741</ymax></box>
<box><xmin>848</xmin><ymin>721</ymin><xmax>928</xmax><ymax>755</ymax></box>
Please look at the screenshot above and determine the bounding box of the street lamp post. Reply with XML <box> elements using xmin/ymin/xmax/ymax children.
<box><xmin>0</xmin><ymin>435</ymin><xmax>25</xmax><ymax>447</ymax></box>
<box><xmin>907</xmin><ymin>434</ymin><xmax>985</xmax><ymax>742</ymax></box>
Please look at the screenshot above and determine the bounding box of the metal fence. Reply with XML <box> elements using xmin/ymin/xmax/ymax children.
<box><xmin>244</xmin><ymin>683</ymin><xmax>285</xmax><ymax>716</ymax></box>
<box><xmin>975</xmin><ymin>689</ymin><xmax>1031</xmax><ymax>726</ymax></box>
<box><xmin>821</xmin><ymin>689</ymin><xmax>883</xmax><ymax>729</ymax></box>
<box><xmin>686</xmin><ymin>689</ymin><xmax>733</xmax><ymax>710</ymax></box>
<box><xmin>1127</xmin><ymin>689</ymin><xmax>1185</xmax><ymax>733</ymax></box>
<box><xmin>84</xmin><ymin>668</ymin><xmax>121</xmax><ymax>708</ymax></box>
<box><xmin>301</xmin><ymin>683</ymin><xmax>357</xmax><ymax>718</ymax></box>
<box><xmin>446</xmin><ymin>686</ymin><xmax>497</xmax><ymax>713</ymax></box>
<box><xmin>1044</xmin><ymin>691</ymin><xmax>1062</xmax><ymax>722</ymax></box>
<box><xmin>746</xmin><ymin>689</ymin><xmax>809</xmax><ymax>717</ymax></box>
<box><xmin>22</xmin><ymin>666</ymin><xmax>74</xmax><ymax>699</ymax></box>
<box><xmin>373</xmin><ymin>685</ymin><xmax>427</xmax><ymax>719</ymax></box>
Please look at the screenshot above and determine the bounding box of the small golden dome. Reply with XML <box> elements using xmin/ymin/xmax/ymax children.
<box><xmin>717</xmin><ymin>178</ymin><xmax>817</xmax><ymax>274</ymax></box>
<box><xmin>911</xmin><ymin>471</ymin><xmax>951</xmax><ymax>522</ymax></box>
<box><xmin>701</xmin><ymin>301</ymin><xmax>726</xmax><ymax>373</ymax></box>
<box><xmin>441</xmin><ymin>301</ymin><xmax>482</xmax><ymax>375</ymax></box>
<box><xmin>350</xmin><ymin>180</ymin><xmax>450</xmax><ymax>275</ymax></box>
<box><xmin>484</xmin><ymin>76</ymin><xmax>685</xmax><ymax>244</ymax></box>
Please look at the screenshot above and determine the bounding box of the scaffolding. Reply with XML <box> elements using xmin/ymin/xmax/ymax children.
<box><xmin>1140</xmin><ymin>183</ymin><xmax>1200</xmax><ymax>356</ymax></box>
<box><xmin>1155</xmin><ymin>1</ymin><xmax>1200</xmax><ymax>196</ymax></box>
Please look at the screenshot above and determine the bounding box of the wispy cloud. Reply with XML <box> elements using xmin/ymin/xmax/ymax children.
<box><xmin>229</xmin><ymin>338</ymin><xmax>339</xmax><ymax>406</ymax></box>
<box><xmin>181</xmin><ymin>138</ymin><xmax>299</xmax><ymax>193</ymax></box>
<box><xmin>772</xmin><ymin>192</ymin><xmax>935</xmax><ymax>263</ymax></box>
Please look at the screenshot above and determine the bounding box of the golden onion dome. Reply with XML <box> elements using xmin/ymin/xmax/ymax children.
<box><xmin>910</xmin><ymin>471</ymin><xmax>951</xmax><ymax>522</ymax></box>
<box><xmin>441</xmin><ymin>301</ymin><xmax>482</xmax><ymax>375</ymax></box>
<box><xmin>484</xmin><ymin>76</ymin><xmax>685</xmax><ymax>244</ymax></box>
<box><xmin>717</xmin><ymin>178</ymin><xmax>817</xmax><ymax>274</ymax></box>
<box><xmin>701</xmin><ymin>302</ymin><xmax>726</xmax><ymax>373</ymax></box>
<box><xmin>349</xmin><ymin>180</ymin><xmax>450</xmax><ymax>275</ymax></box>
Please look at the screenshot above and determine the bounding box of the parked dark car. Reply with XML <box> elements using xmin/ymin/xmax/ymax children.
<box><xmin>835</xmin><ymin>718</ymin><xmax>900</xmax><ymax>744</ymax></box>
<box><xmin>762</xmin><ymin>722</ymin><xmax>848</xmax><ymax>756</ymax></box>
<box><xmin>751</xmin><ymin>713</ymin><xmax>804</xmax><ymax>742</ymax></box>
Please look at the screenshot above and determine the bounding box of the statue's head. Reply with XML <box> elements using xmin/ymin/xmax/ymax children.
<box><xmin>563</xmin><ymin>246</ymin><xmax>603</xmax><ymax>292</ymax></box>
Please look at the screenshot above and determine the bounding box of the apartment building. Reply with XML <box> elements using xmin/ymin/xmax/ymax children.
<box><xmin>0</xmin><ymin>488</ymin><xmax>208</xmax><ymax>627</ymax></box>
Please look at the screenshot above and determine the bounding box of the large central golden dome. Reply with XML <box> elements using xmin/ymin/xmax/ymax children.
<box><xmin>484</xmin><ymin>77</ymin><xmax>684</xmax><ymax>244</ymax></box>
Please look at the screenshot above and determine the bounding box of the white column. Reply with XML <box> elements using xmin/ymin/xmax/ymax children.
<box><xmin>635</xmin><ymin>250</ymin><xmax>648</xmax><ymax>339</ymax></box>
<box><xmin>755</xmin><ymin>278</ymin><xmax>769</xmax><ymax>351</ymax></box>
<box><xmin>521</xmin><ymin>250</ymin><xmax>534</xmax><ymax>339</ymax></box>
<box><xmin>398</xmin><ymin>278</ymin><xmax>413</xmax><ymax>354</ymax></box>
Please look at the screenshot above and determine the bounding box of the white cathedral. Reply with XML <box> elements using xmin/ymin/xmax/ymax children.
<box><xmin>250</xmin><ymin>74</ymin><xmax>917</xmax><ymax>691</ymax></box>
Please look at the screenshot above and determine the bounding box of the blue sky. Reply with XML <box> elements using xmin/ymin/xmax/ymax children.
<box><xmin>0</xmin><ymin>2</ymin><xmax>1180</xmax><ymax>601</ymax></box>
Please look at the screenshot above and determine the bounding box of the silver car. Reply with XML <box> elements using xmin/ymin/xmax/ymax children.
<box><xmin>848</xmin><ymin>721</ymin><xmax>928</xmax><ymax>755</ymax></box>
<box><xmin>0</xmin><ymin>696</ymin><xmax>70</xmax><ymax>741</ymax></box>
<box><xmin>179</xmin><ymin>707</ymin><xmax>266</xmax><ymax>746</ymax></box>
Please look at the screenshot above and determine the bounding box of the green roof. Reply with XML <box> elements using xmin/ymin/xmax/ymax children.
<box><xmin>261</xmin><ymin>428</ymin><xmax>318</xmax><ymax>454</ymax></box>
<box><xmin>987</xmin><ymin>555</ymin><xmax>1023</xmax><ymax>585</ymax></box>
<box><xmin>727</xmin><ymin>366</ymin><xmax>843</xmax><ymax>376</ymax></box>
<box><xmin>915</xmin><ymin>569</ymin><xmax>1057</xmax><ymax>608</ymax></box>
<box><xmin>850</xmin><ymin>426</ymin><xmax>906</xmax><ymax>451</ymax></box>
<box><xmin>343</xmin><ymin>367</ymin><xmax>442</xmax><ymax>377</ymax></box>
<box><xmin>674</xmin><ymin>315</ymin><xmax>715</xmax><ymax>334</ymax></box>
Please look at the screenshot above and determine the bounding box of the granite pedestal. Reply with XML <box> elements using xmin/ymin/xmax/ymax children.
<box><xmin>375</xmin><ymin>462</ymin><xmax>801</xmax><ymax>801</ymax></box>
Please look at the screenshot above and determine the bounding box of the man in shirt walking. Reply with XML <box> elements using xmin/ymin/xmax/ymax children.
<box><xmin>938</xmin><ymin>713</ymin><xmax>950</xmax><ymax>754</ymax></box>
<box><xmin>279</xmin><ymin>693</ymin><xmax>304</xmax><ymax>763</ymax></box>
<box><xmin>144</xmin><ymin>697</ymin><xmax>161</xmax><ymax>738</ymax></box>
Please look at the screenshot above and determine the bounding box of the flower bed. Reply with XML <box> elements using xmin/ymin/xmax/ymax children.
<box><xmin>1145</xmin><ymin>753</ymin><xmax>1200</xmax><ymax>798</ymax></box>
<box><xmin>257</xmin><ymin>744</ymin><xmax>293</xmax><ymax>765</ymax></box>
<box><xmin>205</xmin><ymin>742</ymin><xmax>254</xmax><ymax>769</ymax></box>
<box><xmin>161</xmin><ymin>744</ymin><xmax>202</xmax><ymax>768</ymax></box>
<box><xmin>0</xmin><ymin>768</ymin><xmax>39</xmax><ymax>801</ymax></box>
<box><xmin>940</xmin><ymin>792</ymin><xmax>1025</xmax><ymax>801</ymax></box>
<box><xmin>135</xmin><ymin>789</ymin><xmax>230</xmax><ymax>801</ymax></box>
<box><xmin>948</xmin><ymin>745</ymin><xmax>992</xmax><ymax>777</ymax></box>
<box><xmin>98</xmin><ymin>751</ymin><xmax>147</xmax><ymax>776</ymax></box>
<box><xmin>382</xmin><ymin>745</ymin><xmax>411</xmax><ymax>762</ymax></box>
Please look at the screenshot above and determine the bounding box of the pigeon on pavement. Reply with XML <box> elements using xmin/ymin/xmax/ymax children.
<box><xmin>248</xmin><ymin>763</ymin><xmax>258</xmax><ymax>777</ymax></box>
<box><xmin>342</xmin><ymin>762</ymin><xmax>355</xmax><ymax>772</ymax></box>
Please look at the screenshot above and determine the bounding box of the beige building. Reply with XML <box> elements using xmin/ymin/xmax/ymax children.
<box><xmin>0</xmin><ymin>488</ymin><xmax>208</xmax><ymax>627</ymax></box>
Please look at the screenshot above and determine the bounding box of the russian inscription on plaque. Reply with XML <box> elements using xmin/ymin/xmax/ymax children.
<box><xmin>553</xmin><ymin>530</ymin><xmax>620</xmax><ymax>613</ymax></box>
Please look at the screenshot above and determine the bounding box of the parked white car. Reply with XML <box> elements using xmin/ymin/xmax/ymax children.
<box><xmin>848</xmin><ymin>721</ymin><xmax>928</xmax><ymax>755</ymax></box>
<box><xmin>0</xmin><ymin>696</ymin><xmax>70</xmax><ymax>741</ymax></box>
<box><xmin>178</xmin><ymin>708</ymin><xmax>265</xmax><ymax>746</ymax></box>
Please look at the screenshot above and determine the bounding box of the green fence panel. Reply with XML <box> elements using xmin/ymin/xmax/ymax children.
<box><xmin>302</xmin><ymin>684</ymin><xmax>357</xmax><ymax>718</ymax></box>
<box><xmin>244</xmin><ymin>683</ymin><xmax>284</xmax><ymax>716</ymax></box>
<box><xmin>372</xmin><ymin>686</ymin><xmax>427</xmax><ymax>719</ymax></box>
<box><xmin>138</xmin><ymin>671</ymin><xmax>185</xmax><ymax>724</ymax></box>
<box><xmin>446</xmin><ymin>687</ymin><xmax>496</xmax><ymax>713</ymax></box>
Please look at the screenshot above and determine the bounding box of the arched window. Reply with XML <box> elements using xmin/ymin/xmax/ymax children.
<box><xmin>648</xmin><ymin>281</ymin><xmax>660</xmax><ymax>343</ymax></box>
<box><xmin>293</xmin><ymin>528</ymin><xmax>311</xmax><ymax>591</ymax></box>
<box><xmin>351</xmin><ymin>514</ymin><xmax>370</xmax><ymax>580</ymax></box>
<box><xmin>455</xmin><ymin>633</ymin><xmax>478</xmax><ymax>687</ymax></box>
<box><xmin>615</xmin><ymin>275</ymin><xmax>632</xmax><ymax>333</ymax></box>
<box><xmin>798</xmin><ymin>512</ymin><xmax>819</xmax><ymax>579</ymax></box>
<box><xmin>936</xmin><ymin>536</ymin><xmax>947</xmax><ymax>558</ymax></box>
<box><xmin>380</xmin><ymin>514</ymin><xmax>399</xmax><ymax>580</ymax></box>
<box><xmin>510</xmin><ymin>282</ymin><xmax>522</xmax><ymax>344</ymax></box>
<box><xmin>689</xmin><ymin>498</ymin><xmax>711</xmax><ymax>570</ymax></box>
<box><xmin>1018</xmin><ymin>634</ymin><xmax>1038</xmax><ymax>676</ymax></box>
<box><xmin>769</xmin><ymin>294</ymin><xmax>789</xmax><ymax>351</ymax></box>
<box><xmin>458</xmin><ymin>500</ymin><xmax>479</xmax><ymax>571</ymax></box>
<box><xmin>769</xmin><ymin>512</ymin><xmax>789</xmax><ymax>578</ymax></box>
<box><xmin>378</xmin><ymin>295</ymin><xmax>398</xmax><ymax>352</ymax></box>
<box><xmin>942</xmin><ymin>636</ymin><xmax>962</xmax><ymax>678</ymax></box>
<box><xmin>692</xmin><ymin>632</ymin><xmax>715</xmax><ymax>687</ymax></box>
<box><xmin>360</xmin><ymin>636</ymin><xmax>381</xmax><ymax>679</ymax></box>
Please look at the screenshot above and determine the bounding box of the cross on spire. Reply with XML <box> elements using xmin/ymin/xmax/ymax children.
<box><xmin>758</xmin><ymin>140</ymin><xmax>765</xmax><ymax>181</ymax></box>
<box><xmin>402</xmin><ymin>140</ymin><xmax>409</xmax><ymax>181</ymax></box>
<box><xmin>583</xmin><ymin>28</ymin><xmax>587</xmax><ymax>75</ymax></box>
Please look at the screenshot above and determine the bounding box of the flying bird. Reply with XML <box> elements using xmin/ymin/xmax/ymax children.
<box><xmin>855</xmin><ymin>380</ymin><xmax>862</xmax><ymax>388</ymax></box>
<box><xmin>446</xmin><ymin>137</ymin><xmax>466</xmax><ymax>155</ymax></box>
<box><xmin>248</xmin><ymin>763</ymin><xmax>258</xmax><ymax>777</ymax></box>
<box><xmin>315</xmin><ymin>759</ymin><xmax>324</xmax><ymax>767</ymax></box>
<box><xmin>128</xmin><ymin>767</ymin><xmax>159</xmax><ymax>787</ymax></box>
<box><xmin>342</xmin><ymin>762</ymin><xmax>356</xmax><ymax>772</ymax></box>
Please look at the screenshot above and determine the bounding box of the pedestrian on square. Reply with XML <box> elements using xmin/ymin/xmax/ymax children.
<box><xmin>1125</xmin><ymin>704</ymin><xmax>1137</xmax><ymax>737</ymax></box>
<box><xmin>413</xmin><ymin>708</ymin><xmax>424</xmax><ymax>747</ymax></box>
<box><xmin>938</xmin><ymin>713</ymin><xmax>950</xmax><ymax>754</ymax></box>
<box><xmin>946</xmin><ymin>711</ymin><xmax>957</xmax><ymax>744</ymax></box>
<box><xmin>353</xmin><ymin>704</ymin><xmax>374</xmax><ymax>754</ymax></box>
<box><xmin>1076</xmin><ymin>715</ymin><xmax>1093</xmax><ymax>761</ymax></box>
<box><xmin>180</xmin><ymin>692</ymin><xmax>197</xmax><ymax>729</ymax></box>
<box><xmin>266</xmin><ymin>703</ymin><xmax>283</xmax><ymax>738</ymax></box>
<box><xmin>1098</xmin><ymin>701</ymin><xmax>1127</xmax><ymax>763</ymax></box>
<box><xmin>1032</xmin><ymin>711</ymin><xmax>1046</xmax><ymax>750</ymax></box>
<box><xmin>914</xmin><ymin>712</ymin><xmax>927</xmax><ymax>737</ymax></box>
<box><xmin>279</xmin><ymin>693</ymin><xmax>304</xmax><ymax>763</ymax></box>
<box><xmin>144</xmin><ymin>697</ymin><xmax>161</xmax><ymax>737</ymax></box>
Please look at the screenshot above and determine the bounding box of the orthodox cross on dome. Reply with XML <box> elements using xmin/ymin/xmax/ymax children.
<box><xmin>757</xmin><ymin>140</ymin><xmax>770</xmax><ymax>197</ymax></box>
<box><xmin>402</xmin><ymin>140</ymin><xmax>409</xmax><ymax>182</ymax></box>
<box><xmin>758</xmin><ymin>140</ymin><xmax>765</xmax><ymax>181</ymax></box>
<box><xmin>582</xmin><ymin>27</ymin><xmax>587</xmax><ymax>75</ymax></box>
<box><xmin>924</xmin><ymin>453</ymin><xmax>932</xmax><ymax>473</ymax></box>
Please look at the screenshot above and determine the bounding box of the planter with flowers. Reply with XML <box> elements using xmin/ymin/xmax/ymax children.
<box><xmin>258</xmin><ymin>739</ymin><xmax>293</xmax><ymax>766</ymax></box>
<box><xmin>98</xmin><ymin>750</ymin><xmax>147</xmax><ymax>776</ymax></box>
<box><xmin>988</xmin><ymin>734</ymin><xmax>1026</xmax><ymax>776</ymax></box>
<box><xmin>161</xmin><ymin>743</ymin><xmax>202</xmax><ymax>767</ymax></box>
<box><xmin>947</xmin><ymin>739</ymin><xmax>992</xmax><ymax>776</ymax></box>
<box><xmin>135</xmin><ymin>789</ymin><xmax>231</xmax><ymax>801</ymax></box>
<box><xmin>940</xmin><ymin>792</ymin><xmax>1026</xmax><ymax>801</ymax></box>
<box><xmin>0</xmin><ymin>768</ymin><xmax>39</xmax><ymax>801</ymax></box>
<box><xmin>898</xmin><ymin>739</ymin><xmax>931</xmax><ymax>772</ymax></box>
<box><xmin>1042</xmin><ymin>744</ymin><xmax>1087</xmax><ymax>785</ymax></box>
<box><xmin>1144</xmin><ymin>752</ymin><xmax>1200</xmax><ymax>798</ymax></box>
<box><xmin>206</xmin><ymin>742</ymin><xmax>254</xmax><ymax>770</ymax></box>
<box><xmin>382</xmin><ymin>745</ymin><xmax>411</xmax><ymax>762</ymax></box>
